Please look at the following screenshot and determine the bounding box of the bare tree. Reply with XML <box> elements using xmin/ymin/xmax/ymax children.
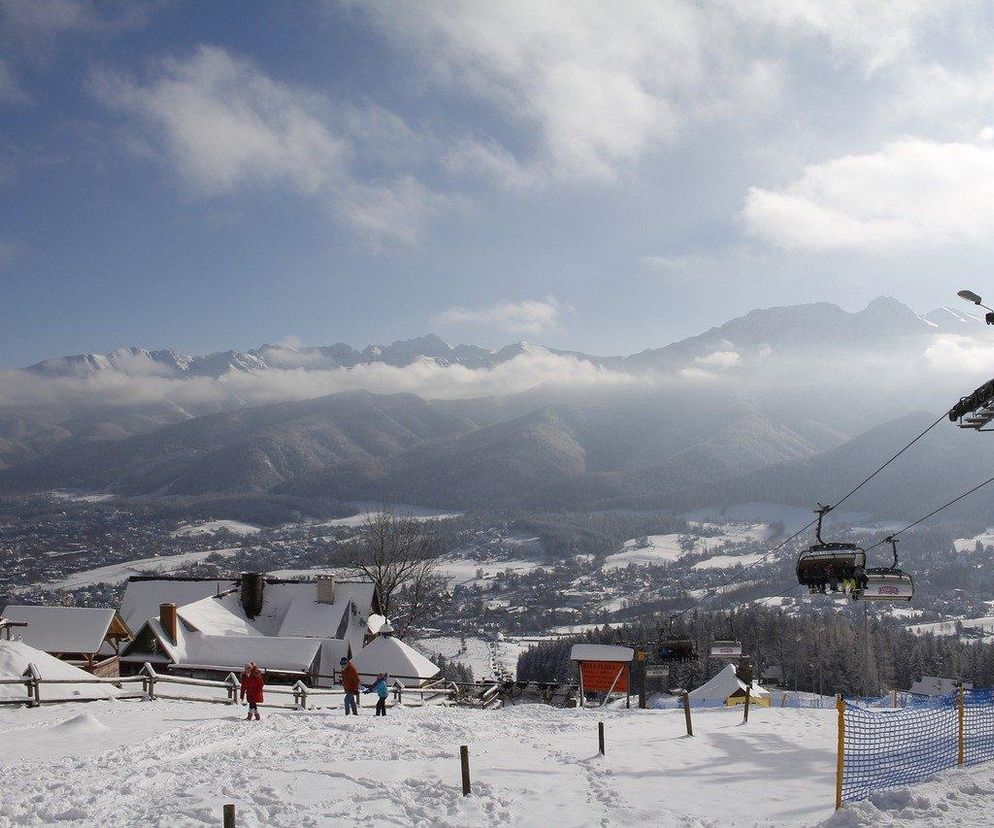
<box><xmin>341</xmin><ymin>507</ymin><xmax>443</xmax><ymax>637</ymax></box>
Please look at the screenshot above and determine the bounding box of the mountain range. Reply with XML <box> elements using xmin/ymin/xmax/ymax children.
<box><xmin>4</xmin><ymin>297</ymin><xmax>994</xmax><ymax>520</ymax></box>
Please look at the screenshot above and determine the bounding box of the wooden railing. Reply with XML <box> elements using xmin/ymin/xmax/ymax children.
<box><xmin>0</xmin><ymin>662</ymin><xmax>460</xmax><ymax>710</ymax></box>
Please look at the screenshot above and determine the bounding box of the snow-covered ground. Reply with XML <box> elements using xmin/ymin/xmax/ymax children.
<box><xmin>418</xmin><ymin>636</ymin><xmax>526</xmax><ymax>681</ymax></box>
<box><xmin>436</xmin><ymin>558</ymin><xmax>542</xmax><ymax>589</ymax></box>
<box><xmin>954</xmin><ymin>529</ymin><xmax>994</xmax><ymax>553</ymax></box>
<box><xmin>316</xmin><ymin>507</ymin><xmax>460</xmax><ymax>528</ymax></box>
<box><xmin>1</xmin><ymin>699</ymin><xmax>988</xmax><ymax>826</ymax></box>
<box><xmin>171</xmin><ymin>520</ymin><xmax>261</xmax><ymax>538</ymax></box>
<box><xmin>49</xmin><ymin>491</ymin><xmax>115</xmax><ymax>503</ymax></box>
<box><xmin>907</xmin><ymin>616</ymin><xmax>994</xmax><ymax>641</ymax></box>
<box><xmin>603</xmin><ymin>522</ymin><xmax>770</xmax><ymax>572</ymax></box>
<box><xmin>25</xmin><ymin>548</ymin><xmax>243</xmax><ymax>591</ymax></box>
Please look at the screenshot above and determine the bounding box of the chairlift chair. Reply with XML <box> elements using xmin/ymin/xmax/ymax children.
<box><xmin>709</xmin><ymin>640</ymin><xmax>743</xmax><ymax>659</ymax></box>
<box><xmin>796</xmin><ymin>505</ymin><xmax>866</xmax><ymax>595</ymax></box>
<box><xmin>851</xmin><ymin>537</ymin><xmax>915</xmax><ymax>603</ymax></box>
<box><xmin>658</xmin><ymin>638</ymin><xmax>697</xmax><ymax>663</ymax></box>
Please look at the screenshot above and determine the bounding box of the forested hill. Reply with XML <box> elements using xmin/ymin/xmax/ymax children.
<box><xmin>517</xmin><ymin>606</ymin><xmax>994</xmax><ymax>697</ymax></box>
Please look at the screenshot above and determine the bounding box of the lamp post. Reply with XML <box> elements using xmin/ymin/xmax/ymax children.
<box><xmin>958</xmin><ymin>289</ymin><xmax>994</xmax><ymax>325</ymax></box>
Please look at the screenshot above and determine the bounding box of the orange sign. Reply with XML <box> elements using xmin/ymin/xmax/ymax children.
<box><xmin>579</xmin><ymin>660</ymin><xmax>629</xmax><ymax>693</ymax></box>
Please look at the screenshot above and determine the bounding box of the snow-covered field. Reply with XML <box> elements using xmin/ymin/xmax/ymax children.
<box><xmin>603</xmin><ymin>523</ymin><xmax>770</xmax><ymax>572</ymax></box>
<box><xmin>418</xmin><ymin>636</ymin><xmax>526</xmax><ymax>681</ymax></box>
<box><xmin>24</xmin><ymin>548</ymin><xmax>244</xmax><ymax>592</ymax></box>
<box><xmin>171</xmin><ymin>520</ymin><xmax>261</xmax><ymax>538</ymax></box>
<box><xmin>316</xmin><ymin>507</ymin><xmax>459</xmax><ymax>528</ymax></box>
<box><xmin>1</xmin><ymin>699</ymin><xmax>988</xmax><ymax>826</ymax></box>
<box><xmin>436</xmin><ymin>558</ymin><xmax>542</xmax><ymax>589</ymax></box>
<box><xmin>954</xmin><ymin>529</ymin><xmax>994</xmax><ymax>553</ymax></box>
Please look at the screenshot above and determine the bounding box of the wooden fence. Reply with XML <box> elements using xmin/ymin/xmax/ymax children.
<box><xmin>0</xmin><ymin>662</ymin><xmax>461</xmax><ymax>710</ymax></box>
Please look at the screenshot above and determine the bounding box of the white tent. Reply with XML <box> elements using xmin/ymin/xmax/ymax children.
<box><xmin>353</xmin><ymin>635</ymin><xmax>440</xmax><ymax>687</ymax></box>
<box><xmin>0</xmin><ymin>641</ymin><xmax>118</xmax><ymax>702</ymax></box>
<box><xmin>688</xmin><ymin>664</ymin><xmax>770</xmax><ymax>707</ymax></box>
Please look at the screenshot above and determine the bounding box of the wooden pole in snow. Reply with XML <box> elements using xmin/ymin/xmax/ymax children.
<box><xmin>743</xmin><ymin>686</ymin><xmax>751</xmax><ymax>723</ymax></box>
<box><xmin>598</xmin><ymin>721</ymin><xmax>605</xmax><ymax>755</ymax></box>
<box><xmin>460</xmin><ymin>745</ymin><xmax>471</xmax><ymax>796</ymax></box>
<box><xmin>682</xmin><ymin>690</ymin><xmax>693</xmax><ymax>736</ymax></box>
<box><xmin>223</xmin><ymin>803</ymin><xmax>236</xmax><ymax>828</ymax></box>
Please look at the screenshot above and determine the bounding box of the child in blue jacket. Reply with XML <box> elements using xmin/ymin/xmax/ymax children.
<box><xmin>364</xmin><ymin>672</ymin><xmax>390</xmax><ymax>716</ymax></box>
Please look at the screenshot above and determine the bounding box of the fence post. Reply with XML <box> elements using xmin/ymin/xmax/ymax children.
<box><xmin>460</xmin><ymin>745</ymin><xmax>471</xmax><ymax>796</ymax></box>
<box><xmin>26</xmin><ymin>663</ymin><xmax>40</xmax><ymax>708</ymax></box>
<box><xmin>682</xmin><ymin>690</ymin><xmax>693</xmax><ymax>737</ymax></box>
<box><xmin>142</xmin><ymin>662</ymin><xmax>157</xmax><ymax>701</ymax></box>
<box><xmin>835</xmin><ymin>695</ymin><xmax>845</xmax><ymax>810</ymax></box>
<box><xmin>226</xmin><ymin>673</ymin><xmax>239</xmax><ymax>705</ymax></box>
<box><xmin>958</xmin><ymin>685</ymin><xmax>966</xmax><ymax>766</ymax></box>
<box><xmin>637</xmin><ymin>651</ymin><xmax>647</xmax><ymax>710</ymax></box>
<box><xmin>223</xmin><ymin>803</ymin><xmax>236</xmax><ymax>828</ymax></box>
<box><xmin>293</xmin><ymin>680</ymin><xmax>308</xmax><ymax>710</ymax></box>
<box><xmin>743</xmin><ymin>686</ymin><xmax>751</xmax><ymax>723</ymax></box>
<box><xmin>891</xmin><ymin>688</ymin><xmax>898</xmax><ymax>708</ymax></box>
<box><xmin>781</xmin><ymin>692</ymin><xmax>788</xmax><ymax>708</ymax></box>
<box><xmin>598</xmin><ymin>720</ymin><xmax>605</xmax><ymax>755</ymax></box>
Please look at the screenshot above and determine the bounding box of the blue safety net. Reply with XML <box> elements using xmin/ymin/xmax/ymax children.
<box><xmin>841</xmin><ymin>690</ymin><xmax>994</xmax><ymax>803</ymax></box>
<box><xmin>841</xmin><ymin>695</ymin><xmax>957</xmax><ymax>802</ymax></box>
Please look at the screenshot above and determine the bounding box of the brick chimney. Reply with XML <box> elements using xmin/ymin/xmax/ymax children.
<box><xmin>316</xmin><ymin>574</ymin><xmax>336</xmax><ymax>605</ymax></box>
<box><xmin>159</xmin><ymin>603</ymin><xmax>178</xmax><ymax>644</ymax></box>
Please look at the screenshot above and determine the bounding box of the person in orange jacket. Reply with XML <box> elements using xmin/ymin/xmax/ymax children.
<box><xmin>340</xmin><ymin>656</ymin><xmax>360</xmax><ymax>716</ymax></box>
<box><xmin>240</xmin><ymin>662</ymin><xmax>265</xmax><ymax>721</ymax></box>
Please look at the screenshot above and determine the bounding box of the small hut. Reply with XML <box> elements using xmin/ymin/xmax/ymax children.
<box><xmin>688</xmin><ymin>664</ymin><xmax>771</xmax><ymax>707</ymax></box>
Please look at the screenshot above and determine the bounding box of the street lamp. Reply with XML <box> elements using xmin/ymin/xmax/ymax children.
<box><xmin>958</xmin><ymin>289</ymin><xmax>994</xmax><ymax>324</ymax></box>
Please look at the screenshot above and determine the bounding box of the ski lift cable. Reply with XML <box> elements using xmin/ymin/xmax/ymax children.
<box><xmin>828</xmin><ymin>411</ymin><xmax>948</xmax><ymax>513</ymax></box>
<box><xmin>864</xmin><ymin>470</ymin><xmax>994</xmax><ymax>553</ymax></box>
<box><xmin>672</xmin><ymin>411</ymin><xmax>948</xmax><ymax>619</ymax></box>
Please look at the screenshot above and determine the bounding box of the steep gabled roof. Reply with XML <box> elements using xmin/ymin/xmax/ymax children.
<box><xmin>0</xmin><ymin>605</ymin><xmax>120</xmax><ymax>654</ymax></box>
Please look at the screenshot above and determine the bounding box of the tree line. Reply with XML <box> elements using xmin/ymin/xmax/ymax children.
<box><xmin>517</xmin><ymin>605</ymin><xmax>994</xmax><ymax>696</ymax></box>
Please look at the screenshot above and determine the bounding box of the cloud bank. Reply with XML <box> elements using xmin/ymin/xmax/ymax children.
<box><xmin>743</xmin><ymin>139</ymin><xmax>994</xmax><ymax>251</ymax></box>
<box><xmin>437</xmin><ymin>297</ymin><xmax>563</xmax><ymax>335</ymax></box>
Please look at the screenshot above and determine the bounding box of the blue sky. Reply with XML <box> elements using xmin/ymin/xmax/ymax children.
<box><xmin>4</xmin><ymin>1</ymin><xmax>994</xmax><ymax>367</ymax></box>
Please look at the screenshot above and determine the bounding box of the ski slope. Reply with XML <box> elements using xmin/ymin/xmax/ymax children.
<box><xmin>1</xmin><ymin>697</ymin><xmax>986</xmax><ymax>826</ymax></box>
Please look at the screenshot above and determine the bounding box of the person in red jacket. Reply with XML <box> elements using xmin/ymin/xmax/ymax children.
<box><xmin>340</xmin><ymin>656</ymin><xmax>361</xmax><ymax>715</ymax></box>
<box><xmin>240</xmin><ymin>662</ymin><xmax>265</xmax><ymax>721</ymax></box>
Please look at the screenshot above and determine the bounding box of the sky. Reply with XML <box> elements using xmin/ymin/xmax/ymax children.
<box><xmin>4</xmin><ymin>1</ymin><xmax>994</xmax><ymax>368</ymax></box>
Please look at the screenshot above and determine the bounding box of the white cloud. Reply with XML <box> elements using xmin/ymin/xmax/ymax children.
<box><xmin>0</xmin><ymin>349</ymin><xmax>642</xmax><ymax>408</ymax></box>
<box><xmin>438</xmin><ymin>297</ymin><xmax>563</xmax><ymax>335</ymax></box>
<box><xmin>92</xmin><ymin>46</ymin><xmax>345</xmax><ymax>195</ymax></box>
<box><xmin>924</xmin><ymin>335</ymin><xmax>994</xmax><ymax>375</ymax></box>
<box><xmin>696</xmin><ymin>350</ymin><xmax>741</xmax><ymax>369</ymax></box>
<box><xmin>743</xmin><ymin>139</ymin><xmax>994</xmax><ymax>251</ymax></box>
<box><xmin>90</xmin><ymin>46</ymin><xmax>446</xmax><ymax>244</ymax></box>
<box><xmin>361</xmin><ymin>1</ymin><xmax>785</xmax><ymax>183</ymax></box>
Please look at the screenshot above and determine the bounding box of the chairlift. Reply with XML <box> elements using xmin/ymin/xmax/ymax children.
<box><xmin>796</xmin><ymin>505</ymin><xmax>866</xmax><ymax>596</ymax></box>
<box><xmin>852</xmin><ymin>537</ymin><xmax>915</xmax><ymax>603</ymax></box>
<box><xmin>709</xmin><ymin>640</ymin><xmax>743</xmax><ymax>659</ymax></box>
<box><xmin>658</xmin><ymin>638</ymin><xmax>697</xmax><ymax>662</ymax></box>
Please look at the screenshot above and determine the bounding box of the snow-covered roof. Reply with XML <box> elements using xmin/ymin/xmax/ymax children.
<box><xmin>353</xmin><ymin>636</ymin><xmax>440</xmax><ymax>686</ymax></box>
<box><xmin>688</xmin><ymin>664</ymin><xmax>770</xmax><ymax>703</ymax></box>
<box><xmin>124</xmin><ymin>617</ymin><xmax>322</xmax><ymax>673</ymax></box>
<box><xmin>119</xmin><ymin>578</ymin><xmax>237</xmax><ymax>632</ymax></box>
<box><xmin>0</xmin><ymin>605</ymin><xmax>118</xmax><ymax>654</ymax></box>
<box><xmin>0</xmin><ymin>641</ymin><xmax>118</xmax><ymax>701</ymax></box>
<box><xmin>178</xmin><ymin>594</ymin><xmax>261</xmax><ymax>637</ymax></box>
<box><xmin>569</xmin><ymin>644</ymin><xmax>635</xmax><ymax>662</ymax></box>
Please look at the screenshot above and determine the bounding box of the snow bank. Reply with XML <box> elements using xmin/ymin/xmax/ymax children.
<box><xmin>0</xmin><ymin>641</ymin><xmax>118</xmax><ymax>702</ymax></box>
